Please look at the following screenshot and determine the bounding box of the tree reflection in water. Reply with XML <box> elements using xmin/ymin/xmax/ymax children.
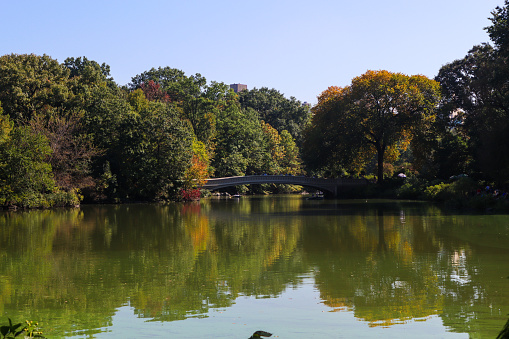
<box><xmin>0</xmin><ymin>198</ymin><xmax>507</xmax><ymax>337</ymax></box>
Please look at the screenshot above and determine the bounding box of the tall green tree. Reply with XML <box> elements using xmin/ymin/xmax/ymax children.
<box><xmin>110</xmin><ymin>101</ymin><xmax>193</xmax><ymax>201</ymax></box>
<box><xmin>0</xmin><ymin>54</ymin><xmax>71</xmax><ymax>123</ymax></box>
<box><xmin>212</xmin><ymin>104</ymin><xmax>267</xmax><ymax>177</ymax></box>
<box><xmin>130</xmin><ymin>67</ymin><xmax>226</xmax><ymax>146</ymax></box>
<box><xmin>436</xmin><ymin>0</ymin><xmax>509</xmax><ymax>183</ymax></box>
<box><xmin>238</xmin><ymin>87</ymin><xmax>311</xmax><ymax>145</ymax></box>
<box><xmin>0</xmin><ymin>126</ymin><xmax>56</xmax><ymax>207</ymax></box>
<box><xmin>434</xmin><ymin>45</ymin><xmax>497</xmax><ymax>179</ymax></box>
<box><xmin>487</xmin><ymin>0</ymin><xmax>509</xmax><ymax>57</ymax></box>
<box><xmin>0</xmin><ymin>54</ymin><xmax>115</xmax><ymax>201</ymax></box>
<box><xmin>64</xmin><ymin>56</ymin><xmax>114</xmax><ymax>87</ymax></box>
<box><xmin>130</xmin><ymin>66</ymin><xmax>205</xmax><ymax>102</ymax></box>
<box><xmin>279</xmin><ymin>130</ymin><xmax>302</xmax><ymax>175</ymax></box>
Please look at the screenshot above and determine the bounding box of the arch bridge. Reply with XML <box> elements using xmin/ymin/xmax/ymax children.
<box><xmin>201</xmin><ymin>175</ymin><xmax>368</xmax><ymax>198</ymax></box>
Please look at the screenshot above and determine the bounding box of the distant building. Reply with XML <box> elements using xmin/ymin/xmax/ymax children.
<box><xmin>230</xmin><ymin>83</ymin><xmax>247</xmax><ymax>93</ymax></box>
<box><xmin>302</xmin><ymin>101</ymin><xmax>312</xmax><ymax>108</ymax></box>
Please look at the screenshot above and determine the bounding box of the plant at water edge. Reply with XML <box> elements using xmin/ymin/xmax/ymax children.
<box><xmin>180</xmin><ymin>188</ymin><xmax>201</xmax><ymax>201</ymax></box>
<box><xmin>0</xmin><ymin>319</ymin><xmax>45</xmax><ymax>338</ymax></box>
<box><xmin>0</xmin><ymin>318</ymin><xmax>23</xmax><ymax>338</ymax></box>
<box><xmin>23</xmin><ymin>320</ymin><xmax>45</xmax><ymax>338</ymax></box>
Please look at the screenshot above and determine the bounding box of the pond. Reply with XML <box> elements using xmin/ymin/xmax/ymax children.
<box><xmin>0</xmin><ymin>196</ymin><xmax>508</xmax><ymax>338</ymax></box>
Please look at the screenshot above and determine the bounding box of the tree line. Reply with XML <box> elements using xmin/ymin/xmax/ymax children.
<box><xmin>0</xmin><ymin>56</ymin><xmax>309</xmax><ymax>207</ymax></box>
<box><xmin>3</xmin><ymin>1</ymin><xmax>509</xmax><ymax>208</ymax></box>
<box><xmin>303</xmin><ymin>1</ymin><xmax>509</xmax><ymax>205</ymax></box>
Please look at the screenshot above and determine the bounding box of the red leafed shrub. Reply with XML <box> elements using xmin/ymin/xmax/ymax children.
<box><xmin>180</xmin><ymin>189</ymin><xmax>201</xmax><ymax>201</ymax></box>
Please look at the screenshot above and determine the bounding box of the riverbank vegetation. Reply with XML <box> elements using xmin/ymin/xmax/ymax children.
<box><xmin>0</xmin><ymin>57</ymin><xmax>308</xmax><ymax>208</ymax></box>
<box><xmin>303</xmin><ymin>1</ymin><xmax>509</xmax><ymax>210</ymax></box>
<box><xmin>2</xmin><ymin>2</ymin><xmax>509</xmax><ymax>208</ymax></box>
<box><xmin>0</xmin><ymin>318</ymin><xmax>45</xmax><ymax>338</ymax></box>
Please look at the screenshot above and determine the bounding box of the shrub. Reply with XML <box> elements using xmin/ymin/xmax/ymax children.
<box><xmin>47</xmin><ymin>188</ymin><xmax>82</xmax><ymax>207</ymax></box>
<box><xmin>0</xmin><ymin>318</ymin><xmax>45</xmax><ymax>338</ymax></box>
<box><xmin>424</xmin><ymin>182</ymin><xmax>455</xmax><ymax>201</ymax></box>
<box><xmin>180</xmin><ymin>188</ymin><xmax>201</xmax><ymax>201</ymax></box>
<box><xmin>397</xmin><ymin>182</ymin><xmax>422</xmax><ymax>200</ymax></box>
<box><xmin>423</xmin><ymin>177</ymin><xmax>477</xmax><ymax>203</ymax></box>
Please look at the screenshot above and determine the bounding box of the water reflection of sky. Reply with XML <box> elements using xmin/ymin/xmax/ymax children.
<box><xmin>91</xmin><ymin>275</ymin><xmax>467</xmax><ymax>339</ymax></box>
<box><xmin>450</xmin><ymin>250</ymin><xmax>472</xmax><ymax>286</ymax></box>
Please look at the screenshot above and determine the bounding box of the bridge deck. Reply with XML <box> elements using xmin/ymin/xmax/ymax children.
<box><xmin>201</xmin><ymin>175</ymin><xmax>367</xmax><ymax>197</ymax></box>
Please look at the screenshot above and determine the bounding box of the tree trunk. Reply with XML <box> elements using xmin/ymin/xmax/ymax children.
<box><xmin>376</xmin><ymin>143</ymin><xmax>384</xmax><ymax>184</ymax></box>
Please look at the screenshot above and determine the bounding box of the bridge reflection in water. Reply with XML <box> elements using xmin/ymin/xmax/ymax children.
<box><xmin>201</xmin><ymin>175</ymin><xmax>368</xmax><ymax>198</ymax></box>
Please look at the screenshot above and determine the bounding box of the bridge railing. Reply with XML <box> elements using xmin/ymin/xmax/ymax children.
<box><xmin>202</xmin><ymin>175</ymin><xmax>367</xmax><ymax>188</ymax></box>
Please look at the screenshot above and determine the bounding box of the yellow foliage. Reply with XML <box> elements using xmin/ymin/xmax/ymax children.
<box><xmin>183</xmin><ymin>139</ymin><xmax>211</xmax><ymax>189</ymax></box>
<box><xmin>309</xmin><ymin>70</ymin><xmax>440</xmax><ymax>180</ymax></box>
<box><xmin>0</xmin><ymin>101</ymin><xmax>12</xmax><ymax>143</ymax></box>
<box><xmin>261</xmin><ymin>121</ymin><xmax>284</xmax><ymax>173</ymax></box>
<box><xmin>127</xmin><ymin>89</ymin><xmax>149</xmax><ymax>114</ymax></box>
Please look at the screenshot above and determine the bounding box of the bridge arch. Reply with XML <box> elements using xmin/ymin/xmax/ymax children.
<box><xmin>201</xmin><ymin>175</ymin><xmax>368</xmax><ymax>198</ymax></box>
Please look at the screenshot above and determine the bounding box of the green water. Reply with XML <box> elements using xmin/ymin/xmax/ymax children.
<box><xmin>0</xmin><ymin>196</ymin><xmax>508</xmax><ymax>338</ymax></box>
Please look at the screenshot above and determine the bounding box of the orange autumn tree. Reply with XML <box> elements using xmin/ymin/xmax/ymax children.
<box><xmin>304</xmin><ymin>70</ymin><xmax>441</xmax><ymax>182</ymax></box>
<box><xmin>183</xmin><ymin>139</ymin><xmax>210</xmax><ymax>191</ymax></box>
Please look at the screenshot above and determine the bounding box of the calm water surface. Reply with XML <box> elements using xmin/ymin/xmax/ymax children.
<box><xmin>1</xmin><ymin>196</ymin><xmax>508</xmax><ymax>338</ymax></box>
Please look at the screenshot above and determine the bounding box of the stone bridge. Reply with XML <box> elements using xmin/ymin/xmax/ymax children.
<box><xmin>201</xmin><ymin>175</ymin><xmax>368</xmax><ymax>198</ymax></box>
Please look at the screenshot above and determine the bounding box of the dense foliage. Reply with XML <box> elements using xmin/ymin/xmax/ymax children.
<box><xmin>3</xmin><ymin>2</ymin><xmax>509</xmax><ymax>208</ymax></box>
<box><xmin>237</xmin><ymin>87</ymin><xmax>311</xmax><ymax>145</ymax></box>
<box><xmin>303</xmin><ymin>0</ymin><xmax>509</xmax><ymax>199</ymax></box>
<box><xmin>303</xmin><ymin>72</ymin><xmax>441</xmax><ymax>183</ymax></box>
<box><xmin>0</xmin><ymin>56</ymin><xmax>306</xmax><ymax>207</ymax></box>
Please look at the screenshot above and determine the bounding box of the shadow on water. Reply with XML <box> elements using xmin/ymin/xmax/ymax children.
<box><xmin>499</xmin><ymin>318</ymin><xmax>509</xmax><ymax>339</ymax></box>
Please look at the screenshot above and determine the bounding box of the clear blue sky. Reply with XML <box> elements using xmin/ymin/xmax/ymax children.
<box><xmin>1</xmin><ymin>0</ymin><xmax>504</xmax><ymax>104</ymax></box>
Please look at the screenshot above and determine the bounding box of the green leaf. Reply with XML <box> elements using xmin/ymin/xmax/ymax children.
<box><xmin>0</xmin><ymin>325</ymin><xmax>10</xmax><ymax>336</ymax></box>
